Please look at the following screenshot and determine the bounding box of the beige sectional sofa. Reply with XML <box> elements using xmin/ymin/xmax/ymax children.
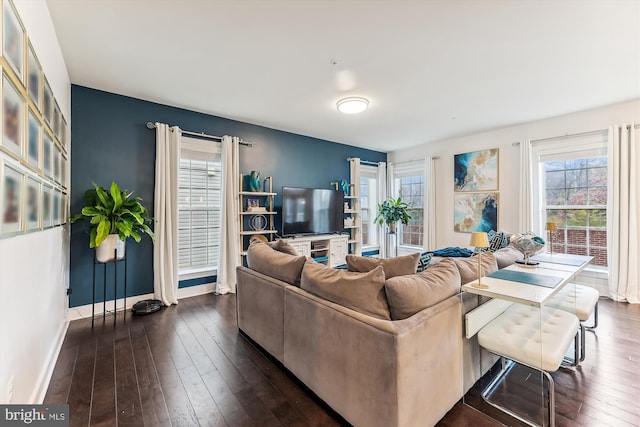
<box><xmin>236</xmin><ymin>240</ymin><xmax>521</xmax><ymax>427</ymax></box>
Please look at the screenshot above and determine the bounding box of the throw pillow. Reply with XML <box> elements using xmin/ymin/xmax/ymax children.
<box><xmin>300</xmin><ymin>262</ymin><xmax>390</xmax><ymax>320</ymax></box>
<box><xmin>416</xmin><ymin>252</ymin><xmax>433</xmax><ymax>273</ymax></box>
<box><xmin>268</xmin><ymin>239</ymin><xmax>299</xmax><ymax>256</ymax></box>
<box><xmin>384</xmin><ymin>258</ymin><xmax>461</xmax><ymax>320</ymax></box>
<box><xmin>246</xmin><ymin>240</ymin><xmax>306</xmax><ymax>286</ymax></box>
<box><xmin>346</xmin><ymin>253</ymin><xmax>420</xmax><ymax>279</ymax></box>
<box><xmin>452</xmin><ymin>252</ymin><xmax>498</xmax><ymax>285</ymax></box>
<box><xmin>487</xmin><ymin>230</ymin><xmax>508</xmax><ymax>252</ymax></box>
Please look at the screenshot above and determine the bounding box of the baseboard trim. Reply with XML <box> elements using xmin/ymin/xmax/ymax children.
<box><xmin>33</xmin><ymin>319</ymin><xmax>69</xmax><ymax>403</ymax></box>
<box><xmin>67</xmin><ymin>283</ymin><xmax>217</xmax><ymax>321</ymax></box>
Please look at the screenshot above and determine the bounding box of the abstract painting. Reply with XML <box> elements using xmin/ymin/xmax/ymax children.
<box><xmin>454</xmin><ymin>148</ymin><xmax>498</xmax><ymax>192</ymax></box>
<box><xmin>454</xmin><ymin>192</ymin><xmax>498</xmax><ymax>233</ymax></box>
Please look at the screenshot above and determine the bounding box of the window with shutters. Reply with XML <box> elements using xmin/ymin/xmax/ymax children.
<box><xmin>178</xmin><ymin>137</ymin><xmax>222</xmax><ymax>280</ymax></box>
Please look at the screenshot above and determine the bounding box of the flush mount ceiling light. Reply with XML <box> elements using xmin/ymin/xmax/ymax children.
<box><xmin>337</xmin><ymin>97</ymin><xmax>369</xmax><ymax>114</ymax></box>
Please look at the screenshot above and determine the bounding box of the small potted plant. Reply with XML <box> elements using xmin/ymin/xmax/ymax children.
<box><xmin>374</xmin><ymin>197</ymin><xmax>412</xmax><ymax>234</ymax></box>
<box><xmin>71</xmin><ymin>182</ymin><xmax>155</xmax><ymax>262</ymax></box>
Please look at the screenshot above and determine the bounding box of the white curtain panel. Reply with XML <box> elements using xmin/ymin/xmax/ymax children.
<box><xmin>607</xmin><ymin>124</ymin><xmax>639</xmax><ymax>303</ymax></box>
<box><xmin>380</xmin><ymin>162</ymin><xmax>390</xmax><ymax>258</ymax></box>
<box><xmin>153</xmin><ymin>123</ymin><xmax>180</xmax><ymax>306</ymax></box>
<box><xmin>424</xmin><ymin>156</ymin><xmax>437</xmax><ymax>251</ymax></box>
<box><xmin>349</xmin><ymin>158</ymin><xmax>362</xmax><ymax>256</ymax></box>
<box><xmin>518</xmin><ymin>139</ymin><xmax>533</xmax><ymax>232</ymax></box>
<box><xmin>216</xmin><ymin>136</ymin><xmax>240</xmax><ymax>294</ymax></box>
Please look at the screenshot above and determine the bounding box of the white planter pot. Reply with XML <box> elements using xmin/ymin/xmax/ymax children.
<box><xmin>96</xmin><ymin>234</ymin><xmax>126</xmax><ymax>263</ymax></box>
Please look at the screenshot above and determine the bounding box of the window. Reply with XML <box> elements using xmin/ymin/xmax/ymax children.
<box><xmin>543</xmin><ymin>157</ymin><xmax>608</xmax><ymax>267</ymax></box>
<box><xmin>392</xmin><ymin>161</ymin><xmax>425</xmax><ymax>249</ymax></box>
<box><xmin>531</xmin><ymin>130</ymin><xmax>608</xmax><ymax>269</ymax></box>
<box><xmin>360</xmin><ymin>166</ymin><xmax>380</xmax><ymax>249</ymax></box>
<box><xmin>178</xmin><ymin>137</ymin><xmax>222</xmax><ymax>279</ymax></box>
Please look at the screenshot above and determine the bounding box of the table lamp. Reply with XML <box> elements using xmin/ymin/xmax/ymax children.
<box><xmin>546</xmin><ymin>222</ymin><xmax>557</xmax><ymax>254</ymax></box>
<box><xmin>470</xmin><ymin>232</ymin><xmax>490</xmax><ymax>288</ymax></box>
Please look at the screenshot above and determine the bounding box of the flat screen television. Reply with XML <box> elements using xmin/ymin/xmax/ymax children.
<box><xmin>281</xmin><ymin>187</ymin><xmax>344</xmax><ymax>236</ymax></box>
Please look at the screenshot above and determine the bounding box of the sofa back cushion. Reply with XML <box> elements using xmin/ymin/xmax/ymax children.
<box><xmin>246</xmin><ymin>241</ymin><xmax>306</xmax><ymax>286</ymax></box>
<box><xmin>384</xmin><ymin>258</ymin><xmax>461</xmax><ymax>320</ymax></box>
<box><xmin>452</xmin><ymin>252</ymin><xmax>498</xmax><ymax>285</ymax></box>
<box><xmin>346</xmin><ymin>253</ymin><xmax>420</xmax><ymax>279</ymax></box>
<box><xmin>300</xmin><ymin>261</ymin><xmax>391</xmax><ymax>320</ymax></box>
<box><xmin>268</xmin><ymin>239</ymin><xmax>300</xmax><ymax>256</ymax></box>
<box><xmin>493</xmin><ymin>246</ymin><xmax>522</xmax><ymax>269</ymax></box>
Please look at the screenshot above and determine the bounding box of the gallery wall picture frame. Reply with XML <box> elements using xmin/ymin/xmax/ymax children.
<box><xmin>43</xmin><ymin>131</ymin><xmax>52</xmax><ymax>178</ymax></box>
<box><xmin>453</xmin><ymin>148</ymin><xmax>499</xmax><ymax>192</ymax></box>
<box><xmin>25</xmin><ymin>174</ymin><xmax>40</xmax><ymax>231</ymax></box>
<box><xmin>1</xmin><ymin>159</ymin><xmax>24</xmax><ymax>234</ymax></box>
<box><xmin>43</xmin><ymin>77</ymin><xmax>53</xmax><ymax>126</ymax></box>
<box><xmin>27</xmin><ymin>42</ymin><xmax>42</xmax><ymax>112</ymax></box>
<box><xmin>42</xmin><ymin>183</ymin><xmax>52</xmax><ymax>228</ymax></box>
<box><xmin>453</xmin><ymin>192</ymin><xmax>499</xmax><ymax>233</ymax></box>
<box><xmin>1</xmin><ymin>72</ymin><xmax>25</xmax><ymax>159</ymax></box>
<box><xmin>2</xmin><ymin>0</ymin><xmax>25</xmax><ymax>84</ymax></box>
<box><xmin>27</xmin><ymin>107</ymin><xmax>40</xmax><ymax>170</ymax></box>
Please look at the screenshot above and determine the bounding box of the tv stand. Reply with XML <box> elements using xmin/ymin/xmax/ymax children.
<box><xmin>281</xmin><ymin>234</ymin><xmax>348</xmax><ymax>267</ymax></box>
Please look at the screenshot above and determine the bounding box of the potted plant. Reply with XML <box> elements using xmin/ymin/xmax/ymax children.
<box><xmin>71</xmin><ymin>181</ymin><xmax>155</xmax><ymax>262</ymax></box>
<box><xmin>374</xmin><ymin>197</ymin><xmax>412</xmax><ymax>234</ymax></box>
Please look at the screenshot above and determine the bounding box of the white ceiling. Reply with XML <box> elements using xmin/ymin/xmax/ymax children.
<box><xmin>46</xmin><ymin>0</ymin><xmax>639</xmax><ymax>152</ymax></box>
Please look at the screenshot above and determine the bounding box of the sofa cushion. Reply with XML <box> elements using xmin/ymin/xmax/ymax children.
<box><xmin>493</xmin><ymin>246</ymin><xmax>522</xmax><ymax>269</ymax></box>
<box><xmin>453</xmin><ymin>252</ymin><xmax>498</xmax><ymax>285</ymax></box>
<box><xmin>268</xmin><ymin>239</ymin><xmax>300</xmax><ymax>256</ymax></box>
<box><xmin>346</xmin><ymin>253</ymin><xmax>420</xmax><ymax>279</ymax></box>
<box><xmin>384</xmin><ymin>258</ymin><xmax>461</xmax><ymax>320</ymax></box>
<box><xmin>247</xmin><ymin>240</ymin><xmax>306</xmax><ymax>286</ymax></box>
<box><xmin>300</xmin><ymin>261</ymin><xmax>391</xmax><ymax>320</ymax></box>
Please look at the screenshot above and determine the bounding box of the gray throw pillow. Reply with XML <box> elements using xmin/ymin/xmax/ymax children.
<box><xmin>346</xmin><ymin>252</ymin><xmax>420</xmax><ymax>279</ymax></box>
<box><xmin>300</xmin><ymin>261</ymin><xmax>391</xmax><ymax>320</ymax></box>
<box><xmin>385</xmin><ymin>258</ymin><xmax>461</xmax><ymax>320</ymax></box>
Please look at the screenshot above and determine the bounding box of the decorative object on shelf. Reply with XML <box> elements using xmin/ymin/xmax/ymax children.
<box><xmin>545</xmin><ymin>222</ymin><xmax>557</xmax><ymax>254</ymax></box>
<box><xmin>375</xmin><ymin>197</ymin><xmax>412</xmax><ymax>234</ymax></box>
<box><xmin>454</xmin><ymin>148</ymin><xmax>499</xmax><ymax>192</ymax></box>
<box><xmin>469</xmin><ymin>232</ymin><xmax>490</xmax><ymax>288</ymax></box>
<box><xmin>330</xmin><ymin>181</ymin><xmax>339</xmax><ymax>190</ymax></box>
<box><xmin>71</xmin><ymin>181</ymin><xmax>155</xmax><ymax>262</ymax></box>
<box><xmin>250</xmin><ymin>214</ymin><xmax>268</xmax><ymax>231</ymax></box>
<box><xmin>263</xmin><ymin>176</ymin><xmax>272</xmax><ymax>193</ymax></box>
<box><xmin>247</xmin><ymin>198</ymin><xmax>267</xmax><ymax>212</ymax></box>
<box><xmin>511</xmin><ymin>232</ymin><xmax>545</xmax><ymax>266</ymax></box>
<box><xmin>453</xmin><ymin>192</ymin><xmax>498</xmax><ymax>233</ymax></box>
<box><xmin>250</xmin><ymin>234</ymin><xmax>268</xmax><ymax>244</ymax></box>
<box><xmin>340</xmin><ymin>179</ymin><xmax>349</xmax><ymax>194</ymax></box>
<box><xmin>248</xmin><ymin>170</ymin><xmax>261</xmax><ymax>191</ymax></box>
<box><xmin>344</xmin><ymin>201</ymin><xmax>349</xmax><ymax>211</ymax></box>
<box><xmin>344</xmin><ymin>216</ymin><xmax>354</xmax><ymax>227</ymax></box>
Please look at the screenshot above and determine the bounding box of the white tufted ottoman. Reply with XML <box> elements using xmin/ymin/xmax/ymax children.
<box><xmin>547</xmin><ymin>283</ymin><xmax>599</xmax><ymax>361</ymax></box>
<box><xmin>478</xmin><ymin>304</ymin><xmax>580</xmax><ymax>426</ymax></box>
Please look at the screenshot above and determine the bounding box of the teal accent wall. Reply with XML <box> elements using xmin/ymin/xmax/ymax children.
<box><xmin>70</xmin><ymin>85</ymin><xmax>386</xmax><ymax>307</ymax></box>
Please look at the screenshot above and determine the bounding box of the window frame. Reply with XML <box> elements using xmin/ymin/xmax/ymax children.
<box><xmin>391</xmin><ymin>160</ymin><xmax>425</xmax><ymax>252</ymax></box>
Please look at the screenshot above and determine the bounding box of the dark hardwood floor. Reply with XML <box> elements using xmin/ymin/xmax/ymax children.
<box><xmin>45</xmin><ymin>295</ymin><xmax>640</xmax><ymax>426</ymax></box>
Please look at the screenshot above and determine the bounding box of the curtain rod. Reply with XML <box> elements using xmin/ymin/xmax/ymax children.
<box><xmin>146</xmin><ymin>122</ymin><xmax>253</xmax><ymax>147</ymax></box>
<box><xmin>347</xmin><ymin>157</ymin><xmax>382</xmax><ymax>166</ymax></box>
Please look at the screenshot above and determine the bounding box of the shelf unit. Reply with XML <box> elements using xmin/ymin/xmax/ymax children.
<box><xmin>282</xmin><ymin>234</ymin><xmax>348</xmax><ymax>267</ymax></box>
<box><xmin>239</xmin><ymin>174</ymin><xmax>277</xmax><ymax>259</ymax></box>
<box><xmin>343</xmin><ymin>189</ymin><xmax>362</xmax><ymax>256</ymax></box>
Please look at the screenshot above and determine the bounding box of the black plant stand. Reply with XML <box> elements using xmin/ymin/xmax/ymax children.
<box><xmin>92</xmin><ymin>249</ymin><xmax>127</xmax><ymax>328</ymax></box>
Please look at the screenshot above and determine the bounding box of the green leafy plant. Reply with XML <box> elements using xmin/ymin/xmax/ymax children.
<box><xmin>71</xmin><ymin>181</ymin><xmax>155</xmax><ymax>248</ymax></box>
<box><xmin>374</xmin><ymin>197</ymin><xmax>412</xmax><ymax>227</ymax></box>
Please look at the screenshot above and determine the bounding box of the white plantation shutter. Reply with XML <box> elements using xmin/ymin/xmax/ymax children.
<box><xmin>178</xmin><ymin>137</ymin><xmax>222</xmax><ymax>278</ymax></box>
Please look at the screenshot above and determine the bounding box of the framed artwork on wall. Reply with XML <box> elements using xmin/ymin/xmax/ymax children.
<box><xmin>2</xmin><ymin>73</ymin><xmax>24</xmax><ymax>159</ymax></box>
<box><xmin>27</xmin><ymin>43</ymin><xmax>42</xmax><ymax>111</ymax></box>
<box><xmin>1</xmin><ymin>160</ymin><xmax>23</xmax><ymax>234</ymax></box>
<box><xmin>42</xmin><ymin>184</ymin><xmax>52</xmax><ymax>228</ymax></box>
<box><xmin>27</xmin><ymin>108</ymin><xmax>40</xmax><ymax>170</ymax></box>
<box><xmin>2</xmin><ymin>0</ymin><xmax>25</xmax><ymax>83</ymax></box>
<box><xmin>454</xmin><ymin>148</ymin><xmax>499</xmax><ymax>192</ymax></box>
<box><xmin>25</xmin><ymin>175</ymin><xmax>40</xmax><ymax>231</ymax></box>
<box><xmin>453</xmin><ymin>192</ymin><xmax>498</xmax><ymax>233</ymax></box>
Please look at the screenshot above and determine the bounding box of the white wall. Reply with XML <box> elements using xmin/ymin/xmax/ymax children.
<box><xmin>389</xmin><ymin>99</ymin><xmax>640</xmax><ymax>250</ymax></box>
<box><xmin>0</xmin><ymin>1</ymin><xmax>70</xmax><ymax>404</ymax></box>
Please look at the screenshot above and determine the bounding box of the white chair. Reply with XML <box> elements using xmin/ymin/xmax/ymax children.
<box><xmin>547</xmin><ymin>283</ymin><xmax>599</xmax><ymax>362</ymax></box>
<box><xmin>474</xmin><ymin>303</ymin><xmax>580</xmax><ymax>427</ymax></box>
